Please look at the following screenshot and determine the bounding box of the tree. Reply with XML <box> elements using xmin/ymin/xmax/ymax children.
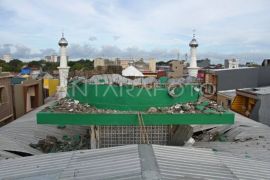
<box><xmin>0</xmin><ymin>60</ymin><xmax>6</xmax><ymax>67</ymax></box>
<box><xmin>156</xmin><ymin>61</ymin><xmax>168</xmax><ymax>66</ymax></box>
<box><xmin>7</xmin><ymin>59</ymin><xmax>24</xmax><ymax>72</ymax></box>
<box><xmin>28</xmin><ymin>60</ymin><xmax>42</xmax><ymax>68</ymax></box>
<box><xmin>71</xmin><ymin>63</ymin><xmax>84</xmax><ymax>71</ymax></box>
<box><xmin>43</xmin><ymin>62</ymin><xmax>59</xmax><ymax>73</ymax></box>
<box><xmin>68</xmin><ymin>59</ymin><xmax>94</xmax><ymax>71</ymax></box>
<box><xmin>0</xmin><ymin>60</ymin><xmax>9</xmax><ymax>72</ymax></box>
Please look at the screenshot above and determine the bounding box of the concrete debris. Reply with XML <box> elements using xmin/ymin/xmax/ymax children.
<box><xmin>147</xmin><ymin>107</ymin><xmax>158</xmax><ymax>113</ymax></box>
<box><xmin>185</xmin><ymin>137</ymin><xmax>195</xmax><ymax>146</ymax></box>
<box><xmin>193</xmin><ymin>125</ymin><xmax>269</xmax><ymax>144</ymax></box>
<box><xmin>174</xmin><ymin>104</ymin><xmax>181</xmax><ymax>110</ymax></box>
<box><xmin>152</xmin><ymin>101</ymin><xmax>226</xmax><ymax>114</ymax></box>
<box><xmin>193</xmin><ymin>130</ymin><xmax>228</xmax><ymax>142</ymax></box>
<box><xmin>30</xmin><ymin>133</ymin><xmax>90</xmax><ymax>153</ymax></box>
<box><xmin>44</xmin><ymin>98</ymin><xmax>225</xmax><ymax>115</ymax></box>
<box><xmin>169</xmin><ymin>125</ymin><xmax>193</xmax><ymax>146</ymax></box>
<box><xmin>74</xmin><ymin>100</ymin><xmax>79</xmax><ymax>104</ymax></box>
<box><xmin>43</xmin><ymin>98</ymin><xmax>131</xmax><ymax>114</ymax></box>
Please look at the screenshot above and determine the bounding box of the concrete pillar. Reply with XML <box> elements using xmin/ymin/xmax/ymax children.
<box><xmin>90</xmin><ymin>126</ymin><xmax>97</xmax><ymax>149</ymax></box>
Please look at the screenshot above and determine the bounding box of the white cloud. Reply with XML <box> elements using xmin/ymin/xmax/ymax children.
<box><xmin>0</xmin><ymin>0</ymin><xmax>269</xmax><ymax>61</ymax></box>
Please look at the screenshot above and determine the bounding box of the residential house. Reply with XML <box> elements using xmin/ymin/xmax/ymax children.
<box><xmin>93</xmin><ymin>58</ymin><xmax>114</xmax><ymax>68</ymax></box>
<box><xmin>231</xmin><ymin>86</ymin><xmax>270</xmax><ymax>126</ymax></box>
<box><xmin>11</xmin><ymin>78</ymin><xmax>44</xmax><ymax>119</ymax></box>
<box><xmin>116</xmin><ymin>58</ymin><xmax>134</xmax><ymax>69</ymax></box>
<box><xmin>0</xmin><ymin>67</ymin><xmax>14</xmax><ymax>124</ymax></box>
<box><xmin>217</xmin><ymin>90</ymin><xmax>236</xmax><ymax>109</ymax></box>
<box><xmin>44</xmin><ymin>54</ymin><xmax>58</xmax><ymax>63</ymax></box>
<box><xmin>224</xmin><ymin>59</ymin><xmax>239</xmax><ymax>69</ymax></box>
<box><xmin>134</xmin><ymin>59</ymin><xmax>148</xmax><ymax>72</ymax></box>
<box><xmin>197</xmin><ymin>58</ymin><xmax>211</xmax><ymax>68</ymax></box>
<box><xmin>148</xmin><ymin>58</ymin><xmax>156</xmax><ymax>72</ymax></box>
<box><xmin>43</xmin><ymin>74</ymin><xmax>59</xmax><ymax>97</ymax></box>
<box><xmin>167</xmin><ymin>60</ymin><xmax>184</xmax><ymax>78</ymax></box>
<box><xmin>203</xmin><ymin>67</ymin><xmax>270</xmax><ymax>100</ymax></box>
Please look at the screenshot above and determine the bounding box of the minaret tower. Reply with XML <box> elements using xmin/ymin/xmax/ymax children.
<box><xmin>188</xmin><ymin>30</ymin><xmax>200</xmax><ymax>77</ymax></box>
<box><xmin>57</xmin><ymin>33</ymin><xmax>70</xmax><ymax>99</ymax></box>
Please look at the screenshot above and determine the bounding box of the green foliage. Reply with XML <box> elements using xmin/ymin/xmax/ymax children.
<box><xmin>0</xmin><ymin>58</ymin><xmax>94</xmax><ymax>73</ymax></box>
<box><xmin>68</xmin><ymin>59</ymin><xmax>94</xmax><ymax>71</ymax></box>
<box><xmin>156</xmin><ymin>61</ymin><xmax>168</xmax><ymax>66</ymax></box>
<box><xmin>71</xmin><ymin>63</ymin><xmax>84</xmax><ymax>71</ymax></box>
<box><xmin>0</xmin><ymin>59</ymin><xmax>25</xmax><ymax>72</ymax></box>
<box><xmin>28</xmin><ymin>60</ymin><xmax>42</xmax><ymax>68</ymax></box>
<box><xmin>43</xmin><ymin>62</ymin><xmax>59</xmax><ymax>73</ymax></box>
<box><xmin>0</xmin><ymin>59</ymin><xmax>7</xmax><ymax>71</ymax></box>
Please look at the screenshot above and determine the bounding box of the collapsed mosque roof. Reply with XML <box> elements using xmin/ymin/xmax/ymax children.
<box><xmin>67</xmin><ymin>78</ymin><xmax>201</xmax><ymax>111</ymax></box>
<box><xmin>37</xmin><ymin>74</ymin><xmax>234</xmax><ymax>126</ymax></box>
<box><xmin>37</xmin><ymin>98</ymin><xmax>234</xmax><ymax>125</ymax></box>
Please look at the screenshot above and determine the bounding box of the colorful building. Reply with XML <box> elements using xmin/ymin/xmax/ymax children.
<box><xmin>43</xmin><ymin>78</ymin><xmax>59</xmax><ymax>97</ymax></box>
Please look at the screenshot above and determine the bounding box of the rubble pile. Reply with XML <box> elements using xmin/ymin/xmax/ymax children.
<box><xmin>43</xmin><ymin>98</ymin><xmax>225</xmax><ymax>114</ymax></box>
<box><xmin>193</xmin><ymin>130</ymin><xmax>228</xmax><ymax>142</ymax></box>
<box><xmin>30</xmin><ymin>133</ymin><xmax>90</xmax><ymax>153</ymax></box>
<box><xmin>43</xmin><ymin>98</ymin><xmax>130</xmax><ymax>114</ymax></box>
<box><xmin>148</xmin><ymin>101</ymin><xmax>226</xmax><ymax>114</ymax></box>
<box><xmin>44</xmin><ymin>98</ymin><xmax>96</xmax><ymax>113</ymax></box>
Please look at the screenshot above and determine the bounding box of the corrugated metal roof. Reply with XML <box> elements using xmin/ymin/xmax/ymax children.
<box><xmin>0</xmin><ymin>145</ymin><xmax>141</xmax><ymax>180</ymax></box>
<box><xmin>209</xmin><ymin>67</ymin><xmax>255</xmax><ymax>72</ymax></box>
<box><xmin>217</xmin><ymin>153</ymin><xmax>270</xmax><ymax>180</ymax></box>
<box><xmin>0</xmin><ymin>150</ymin><xmax>20</xmax><ymax>160</ymax></box>
<box><xmin>238</xmin><ymin>86</ymin><xmax>270</xmax><ymax>95</ymax></box>
<box><xmin>194</xmin><ymin>113</ymin><xmax>270</xmax><ymax>162</ymax></box>
<box><xmin>0</xmin><ymin>101</ymin><xmax>88</xmax><ymax>155</ymax></box>
<box><xmin>11</xmin><ymin>77</ymin><xmax>26</xmax><ymax>84</ymax></box>
<box><xmin>153</xmin><ymin>145</ymin><xmax>238</xmax><ymax>180</ymax></box>
<box><xmin>0</xmin><ymin>144</ymin><xmax>269</xmax><ymax>180</ymax></box>
<box><xmin>218</xmin><ymin>89</ymin><xmax>236</xmax><ymax>98</ymax></box>
<box><xmin>153</xmin><ymin>145</ymin><xmax>270</xmax><ymax>180</ymax></box>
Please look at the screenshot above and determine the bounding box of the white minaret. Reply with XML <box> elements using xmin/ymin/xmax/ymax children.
<box><xmin>188</xmin><ymin>31</ymin><xmax>200</xmax><ymax>77</ymax></box>
<box><xmin>57</xmin><ymin>33</ymin><xmax>70</xmax><ymax>99</ymax></box>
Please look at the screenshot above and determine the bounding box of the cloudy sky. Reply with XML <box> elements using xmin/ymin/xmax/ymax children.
<box><xmin>0</xmin><ymin>0</ymin><xmax>270</xmax><ymax>63</ymax></box>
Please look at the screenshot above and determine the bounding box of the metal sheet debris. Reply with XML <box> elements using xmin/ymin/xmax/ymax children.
<box><xmin>30</xmin><ymin>133</ymin><xmax>90</xmax><ymax>153</ymax></box>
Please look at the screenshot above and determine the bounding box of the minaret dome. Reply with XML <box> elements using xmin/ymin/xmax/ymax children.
<box><xmin>189</xmin><ymin>33</ymin><xmax>198</xmax><ymax>48</ymax></box>
<box><xmin>58</xmin><ymin>33</ymin><xmax>68</xmax><ymax>47</ymax></box>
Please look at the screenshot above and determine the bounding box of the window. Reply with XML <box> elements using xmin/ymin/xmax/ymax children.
<box><xmin>206</xmin><ymin>84</ymin><xmax>214</xmax><ymax>94</ymax></box>
<box><xmin>227</xmin><ymin>99</ymin><xmax>232</xmax><ymax>107</ymax></box>
<box><xmin>0</xmin><ymin>87</ymin><xmax>7</xmax><ymax>105</ymax></box>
